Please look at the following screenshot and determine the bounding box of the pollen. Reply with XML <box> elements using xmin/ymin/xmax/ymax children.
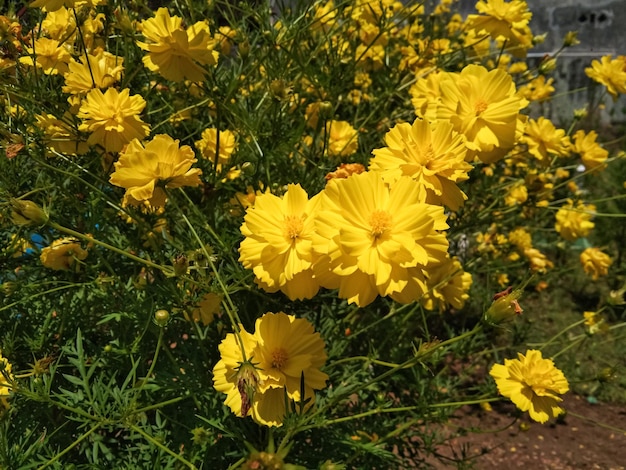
<box><xmin>474</xmin><ymin>98</ymin><xmax>489</xmax><ymax>115</ymax></box>
<box><xmin>271</xmin><ymin>348</ymin><xmax>288</xmax><ymax>370</ymax></box>
<box><xmin>369</xmin><ymin>210</ymin><xmax>392</xmax><ymax>238</ymax></box>
<box><xmin>283</xmin><ymin>215</ymin><xmax>304</xmax><ymax>240</ymax></box>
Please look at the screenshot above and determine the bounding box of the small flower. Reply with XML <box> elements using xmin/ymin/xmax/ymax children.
<box><xmin>63</xmin><ymin>51</ymin><xmax>124</xmax><ymax>95</ymax></box>
<box><xmin>580</xmin><ymin>247</ymin><xmax>612</xmax><ymax>280</ymax></box>
<box><xmin>137</xmin><ymin>7</ymin><xmax>219</xmax><ymax>82</ymax></box>
<box><xmin>583</xmin><ymin>311</ymin><xmax>609</xmax><ymax>335</ymax></box>
<box><xmin>572</xmin><ymin>130</ymin><xmax>608</xmax><ymax>171</ymax></box>
<box><xmin>40</xmin><ymin>237</ymin><xmax>88</xmax><ymax>271</ymax></box>
<box><xmin>109</xmin><ymin>134</ymin><xmax>203</xmax><ymax>207</ymax></box>
<box><xmin>78</xmin><ymin>88</ymin><xmax>150</xmax><ymax>153</ymax></box>
<box><xmin>555</xmin><ymin>201</ymin><xmax>595</xmax><ymax>241</ymax></box>
<box><xmin>325</xmin><ymin>120</ymin><xmax>359</xmax><ymax>157</ymax></box>
<box><xmin>195</xmin><ymin>128</ymin><xmax>237</xmax><ymax>166</ymax></box>
<box><xmin>19</xmin><ymin>37</ymin><xmax>71</xmax><ymax>75</ymax></box>
<box><xmin>585</xmin><ymin>55</ymin><xmax>626</xmax><ymax>101</ymax></box>
<box><xmin>10</xmin><ymin>199</ymin><xmax>49</xmax><ymax>226</ymax></box>
<box><xmin>522</xmin><ymin>117</ymin><xmax>571</xmax><ymax>162</ymax></box>
<box><xmin>490</xmin><ymin>349</ymin><xmax>569</xmax><ymax>423</ymax></box>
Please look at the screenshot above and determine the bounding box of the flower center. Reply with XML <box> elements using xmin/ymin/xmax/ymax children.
<box><xmin>474</xmin><ymin>99</ymin><xmax>489</xmax><ymax>115</ymax></box>
<box><xmin>369</xmin><ymin>210</ymin><xmax>392</xmax><ymax>238</ymax></box>
<box><xmin>283</xmin><ymin>215</ymin><xmax>304</xmax><ymax>240</ymax></box>
<box><xmin>271</xmin><ymin>348</ymin><xmax>288</xmax><ymax>370</ymax></box>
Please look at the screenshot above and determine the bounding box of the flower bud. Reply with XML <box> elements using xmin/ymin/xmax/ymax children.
<box><xmin>563</xmin><ymin>31</ymin><xmax>580</xmax><ymax>47</ymax></box>
<box><xmin>154</xmin><ymin>309</ymin><xmax>170</xmax><ymax>327</ymax></box>
<box><xmin>235</xmin><ymin>361</ymin><xmax>260</xmax><ymax>417</ymax></box>
<box><xmin>10</xmin><ymin>199</ymin><xmax>48</xmax><ymax>226</ymax></box>
<box><xmin>483</xmin><ymin>286</ymin><xmax>523</xmax><ymax>325</ymax></box>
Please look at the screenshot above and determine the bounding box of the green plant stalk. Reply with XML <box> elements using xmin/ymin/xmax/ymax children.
<box><xmin>37</xmin><ymin>422</ymin><xmax>101</xmax><ymax>470</ymax></box>
<box><xmin>134</xmin><ymin>327</ymin><xmax>163</xmax><ymax>398</ymax></box>
<box><xmin>133</xmin><ymin>395</ymin><xmax>191</xmax><ymax>415</ymax></box>
<box><xmin>47</xmin><ymin>221</ymin><xmax>174</xmax><ymax>276</ymax></box>
<box><xmin>128</xmin><ymin>423</ymin><xmax>197</xmax><ymax>469</ymax></box>
<box><xmin>0</xmin><ymin>282</ymin><xmax>86</xmax><ymax>313</ymax></box>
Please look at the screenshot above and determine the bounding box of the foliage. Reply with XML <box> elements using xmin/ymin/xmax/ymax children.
<box><xmin>1</xmin><ymin>0</ymin><xmax>625</xmax><ymax>468</ymax></box>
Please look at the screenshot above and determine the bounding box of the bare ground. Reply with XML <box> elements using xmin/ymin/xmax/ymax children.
<box><xmin>427</xmin><ymin>394</ymin><xmax>626</xmax><ymax>469</ymax></box>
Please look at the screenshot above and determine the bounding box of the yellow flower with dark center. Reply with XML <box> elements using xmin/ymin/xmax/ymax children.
<box><xmin>137</xmin><ymin>7</ymin><xmax>219</xmax><ymax>82</ymax></box>
<box><xmin>313</xmin><ymin>171</ymin><xmax>449</xmax><ymax>306</ymax></box>
<box><xmin>109</xmin><ymin>134</ymin><xmax>203</xmax><ymax>207</ymax></box>
<box><xmin>580</xmin><ymin>247</ymin><xmax>612</xmax><ymax>280</ymax></box>
<box><xmin>40</xmin><ymin>237</ymin><xmax>88</xmax><ymax>271</ymax></box>
<box><xmin>555</xmin><ymin>200</ymin><xmax>595</xmax><ymax>241</ymax></box>
<box><xmin>466</xmin><ymin>0</ymin><xmax>533</xmax><ymax>57</ymax></box>
<box><xmin>370</xmin><ymin>119</ymin><xmax>471</xmax><ymax>211</ymax></box>
<box><xmin>490</xmin><ymin>350</ymin><xmax>569</xmax><ymax>423</ymax></box>
<box><xmin>63</xmin><ymin>51</ymin><xmax>124</xmax><ymax>95</ymax></box>
<box><xmin>239</xmin><ymin>184</ymin><xmax>320</xmax><ymax>300</ymax></box>
<box><xmin>437</xmin><ymin>65</ymin><xmax>527</xmax><ymax>163</ymax></box>
<box><xmin>522</xmin><ymin>117</ymin><xmax>571</xmax><ymax>162</ymax></box>
<box><xmin>78</xmin><ymin>88</ymin><xmax>150</xmax><ymax>153</ymax></box>
<box><xmin>585</xmin><ymin>55</ymin><xmax>626</xmax><ymax>100</ymax></box>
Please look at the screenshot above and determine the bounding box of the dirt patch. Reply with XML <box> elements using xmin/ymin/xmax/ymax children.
<box><xmin>429</xmin><ymin>394</ymin><xmax>626</xmax><ymax>469</ymax></box>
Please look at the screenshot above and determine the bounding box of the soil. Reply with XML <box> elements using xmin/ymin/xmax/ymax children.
<box><xmin>428</xmin><ymin>394</ymin><xmax>626</xmax><ymax>469</ymax></box>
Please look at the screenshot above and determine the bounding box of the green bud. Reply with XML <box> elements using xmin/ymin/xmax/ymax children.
<box><xmin>483</xmin><ymin>287</ymin><xmax>523</xmax><ymax>325</ymax></box>
<box><xmin>154</xmin><ymin>309</ymin><xmax>170</xmax><ymax>327</ymax></box>
<box><xmin>10</xmin><ymin>199</ymin><xmax>48</xmax><ymax>226</ymax></box>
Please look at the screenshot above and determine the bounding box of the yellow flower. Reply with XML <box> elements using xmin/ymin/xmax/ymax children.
<box><xmin>40</xmin><ymin>237</ymin><xmax>88</xmax><ymax>271</ymax></box>
<box><xmin>212</xmin><ymin>327</ymin><xmax>259</xmax><ymax>419</ymax></box>
<box><xmin>370</xmin><ymin>119</ymin><xmax>472</xmax><ymax>211</ymax></box>
<box><xmin>109</xmin><ymin>134</ymin><xmax>203</xmax><ymax>207</ymax></box>
<box><xmin>195</xmin><ymin>128</ymin><xmax>237</xmax><ymax>166</ymax></box>
<box><xmin>484</xmin><ymin>286</ymin><xmax>523</xmax><ymax>324</ymax></box>
<box><xmin>0</xmin><ymin>351</ymin><xmax>13</xmax><ymax>408</ymax></box>
<box><xmin>409</xmin><ymin>71</ymin><xmax>450</xmax><ymax>121</ymax></box>
<box><xmin>523</xmin><ymin>247</ymin><xmax>553</xmax><ymax>272</ymax></box>
<box><xmin>251</xmin><ymin>312</ymin><xmax>328</xmax><ymax>426</ymax></box>
<box><xmin>508</xmin><ymin>227</ymin><xmax>532</xmax><ymax>250</ymax></box>
<box><xmin>137</xmin><ymin>7</ymin><xmax>219</xmax><ymax>82</ymax></box>
<box><xmin>420</xmin><ymin>258</ymin><xmax>473</xmax><ymax>312</ymax></box>
<box><xmin>35</xmin><ymin>113</ymin><xmax>89</xmax><ymax>156</ymax></box>
<box><xmin>555</xmin><ymin>201</ymin><xmax>595</xmax><ymax>241</ymax></box>
<box><xmin>19</xmin><ymin>37</ymin><xmax>71</xmax><ymax>75</ymax></box>
<box><xmin>580</xmin><ymin>247</ymin><xmax>612</xmax><ymax>280</ymax></box>
<box><xmin>504</xmin><ymin>180</ymin><xmax>528</xmax><ymax>206</ymax></box>
<box><xmin>325</xmin><ymin>120</ymin><xmax>359</xmax><ymax>157</ymax></box>
<box><xmin>41</xmin><ymin>7</ymin><xmax>76</xmax><ymax>42</ymax></box>
<box><xmin>437</xmin><ymin>65</ymin><xmax>527</xmax><ymax>163</ymax></box>
<box><xmin>212</xmin><ymin>313</ymin><xmax>328</xmax><ymax>427</ymax></box>
<box><xmin>467</xmin><ymin>0</ymin><xmax>533</xmax><ymax>57</ymax></box>
<box><xmin>77</xmin><ymin>88</ymin><xmax>150</xmax><ymax>153</ymax></box>
<box><xmin>583</xmin><ymin>311</ymin><xmax>609</xmax><ymax>335</ymax></box>
<box><xmin>490</xmin><ymin>350</ymin><xmax>569</xmax><ymax>423</ymax></box>
<box><xmin>239</xmin><ymin>184</ymin><xmax>320</xmax><ymax>301</ymax></box>
<box><xmin>518</xmin><ymin>75</ymin><xmax>554</xmax><ymax>102</ymax></box>
<box><xmin>522</xmin><ymin>117</ymin><xmax>571</xmax><ymax>162</ymax></box>
<box><xmin>585</xmin><ymin>55</ymin><xmax>626</xmax><ymax>100</ymax></box>
<box><xmin>572</xmin><ymin>130</ymin><xmax>608</xmax><ymax>171</ymax></box>
<box><xmin>188</xmin><ymin>293</ymin><xmax>221</xmax><ymax>326</ymax></box>
<box><xmin>313</xmin><ymin>171</ymin><xmax>449</xmax><ymax>306</ymax></box>
<box><xmin>63</xmin><ymin>51</ymin><xmax>124</xmax><ymax>95</ymax></box>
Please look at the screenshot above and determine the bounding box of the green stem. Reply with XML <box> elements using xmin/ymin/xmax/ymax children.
<box><xmin>128</xmin><ymin>423</ymin><xmax>197</xmax><ymax>469</ymax></box>
<box><xmin>48</xmin><ymin>221</ymin><xmax>174</xmax><ymax>276</ymax></box>
<box><xmin>37</xmin><ymin>422</ymin><xmax>101</xmax><ymax>470</ymax></box>
<box><xmin>134</xmin><ymin>395</ymin><xmax>191</xmax><ymax>414</ymax></box>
